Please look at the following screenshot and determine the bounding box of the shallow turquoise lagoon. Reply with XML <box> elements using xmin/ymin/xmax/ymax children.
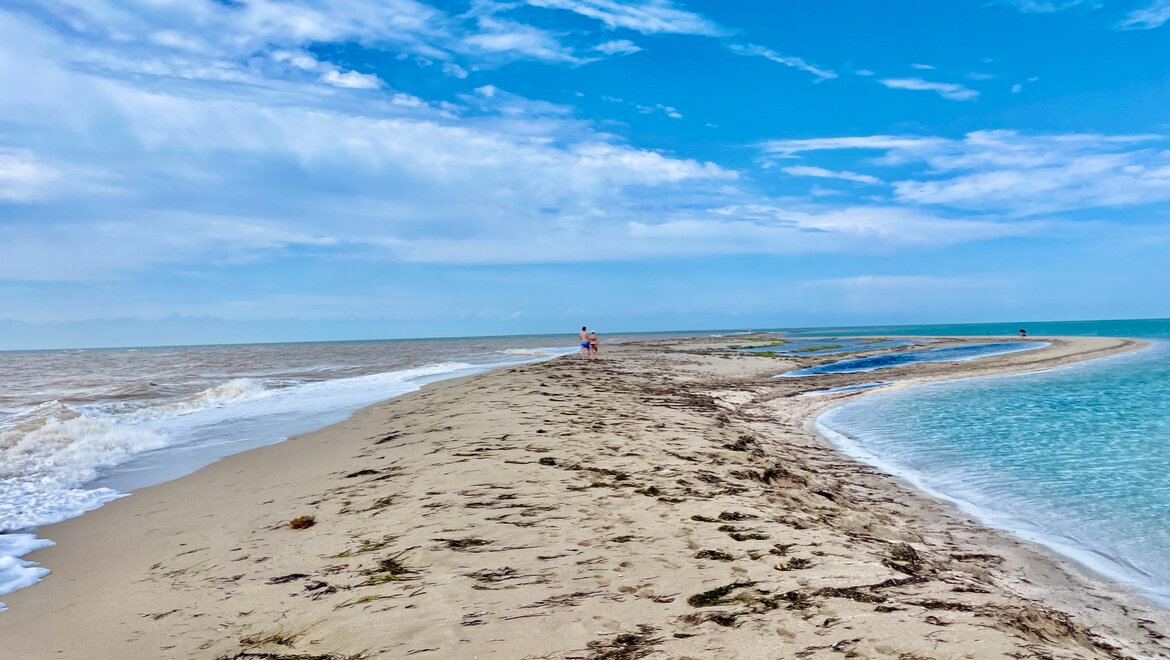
<box><xmin>818</xmin><ymin>320</ymin><xmax>1170</xmax><ymax>606</ymax></box>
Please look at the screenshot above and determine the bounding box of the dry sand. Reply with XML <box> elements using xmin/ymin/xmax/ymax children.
<box><xmin>1</xmin><ymin>335</ymin><xmax>1168</xmax><ymax>660</ymax></box>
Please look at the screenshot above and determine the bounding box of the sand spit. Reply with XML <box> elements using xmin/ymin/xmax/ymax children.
<box><xmin>1</xmin><ymin>335</ymin><xmax>1167</xmax><ymax>659</ymax></box>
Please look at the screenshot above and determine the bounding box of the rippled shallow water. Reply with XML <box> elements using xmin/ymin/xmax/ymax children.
<box><xmin>820</xmin><ymin>339</ymin><xmax>1170</xmax><ymax>606</ymax></box>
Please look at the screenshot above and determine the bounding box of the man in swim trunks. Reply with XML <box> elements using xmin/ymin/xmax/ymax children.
<box><xmin>580</xmin><ymin>326</ymin><xmax>590</xmax><ymax>359</ymax></box>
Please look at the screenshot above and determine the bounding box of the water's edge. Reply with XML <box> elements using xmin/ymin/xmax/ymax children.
<box><xmin>0</xmin><ymin>351</ymin><xmax>573</xmax><ymax>610</ymax></box>
<box><xmin>809</xmin><ymin>338</ymin><xmax>1168</xmax><ymax>610</ymax></box>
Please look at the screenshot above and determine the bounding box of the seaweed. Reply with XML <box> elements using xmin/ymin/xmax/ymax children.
<box><xmin>334</xmin><ymin>535</ymin><xmax>397</xmax><ymax>558</ymax></box>
<box><xmin>468</xmin><ymin>567</ymin><xmax>519</xmax><ymax>583</ymax></box>
<box><xmin>717</xmin><ymin>511</ymin><xmax>757</xmax><ymax>522</ymax></box>
<box><xmin>266</xmin><ymin>573</ymin><xmax>308</xmax><ymax>585</ymax></box>
<box><xmin>722</xmin><ymin>435</ymin><xmax>757</xmax><ymax>452</ymax></box>
<box><xmin>907</xmin><ymin>599</ymin><xmax>973</xmax><ymax>612</ymax></box>
<box><xmin>686</xmin><ymin>581</ymin><xmax>755</xmax><ymax>608</ymax></box>
<box><xmin>717</xmin><ymin>525</ymin><xmax>769</xmax><ymax>542</ymax></box>
<box><xmin>221</xmin><ymin>654</ymin><xmax>362</xmax><ymax>660</ymax></box>
<box><xmin>289</xmin><ymin>516</ymin><xmax>316</xmax><ymax>530</ymax></box>
<box><xmin>777</xmin><ymin>557</ymin><xmax>812</xmax><ymax>571</ymax></box>
<box><xmin>239</xmin><ymin>632</ymin><xmax>299</xmax><ymax>647</ymax></box>
<box><xmin>586</xmin><ymin>626</ymin><xmax>662</xmax><ymax>660</ymax></box>
<box><xmin>694</xmin><ymin>549</ymin><xmax>735</xmax><ymax>561</ymax></box>
<box><xmin>633</xmin><ymin>486</ymin><xmax>661</xmax><ymax>496</ymax></box>
<box><xmin>358</xmin><ymin>551</ymin><xmax>419</xmax><ymax>586</ymax></box>
<box><xmin>439</xmin><ymin>538</ymin><xmax>492</xmax><ymax>550</ymax></box>
<box><xmin>814</xmin><ymin>586</ymin><xmax>886</xmax><ymax>604</ymax></box>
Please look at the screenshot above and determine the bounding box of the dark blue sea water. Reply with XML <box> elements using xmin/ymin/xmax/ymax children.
<box><xmin>816</xmin><ymin>319</ymin><xmax>1170</xmax><ymax>606</ymax></box>
<box><xmin>780</xmin><ymin>342</ymin><xmax>1047</xmax><ymax>377</ymax></box>
<box><xmin>735</xmin><ymin>338</ymin><xmax>916</xmax><ymax>356</ymax></box>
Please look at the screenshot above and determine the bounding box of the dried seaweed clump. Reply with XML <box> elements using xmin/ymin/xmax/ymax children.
<box><xmin>586</xmin><ymin>625</ymin><xmax>662</xmax><ymax>660</ymax></box>
<box><xmin>289</xmin><ymin>516</ymin><xmax>316</xmax><ymax>530</ymax></box>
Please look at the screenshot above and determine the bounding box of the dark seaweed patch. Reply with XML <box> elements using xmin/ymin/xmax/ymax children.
<box><xmin>717</xmin><ymin>511</ymin><xmax>757</xmax><ymax>522</ymax></box>
<box><xmin>289</xmin><ymin>516</ymin><xmax>316</xmax><ymax>530</ymax></box>
<box><xmin>266</xmin><ymin>574</ymin><xmax>308</xmax><ymax>585</ymax></box>
<box><xmin>687</xmin><ymin>581</ymin><xmax>755</xmax><ymax>608</ymax></box>
<box><xmin>439</xmin><ymin>538</ymin><xmax>492</xmax><ymax>550</ymax></box>
<box><xmin>586</xmin><ymin>625</ymin><xmax>662</xmax><ymax>660</ymax></box>
<box><xmin>359</xmin><ymin>551</ymin><xmax>419</xmax><ymax>585</ymax></box>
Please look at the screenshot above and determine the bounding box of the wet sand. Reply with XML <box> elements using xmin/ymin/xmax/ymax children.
<box><xmin>1</xmin><ymin>335</ymin><xmax>1167</xmax><ymax>659</ymax></box>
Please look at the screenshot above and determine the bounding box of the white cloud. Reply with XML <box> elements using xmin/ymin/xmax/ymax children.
<box><xmin>0</xmin><ymin>150</ymin><xmax>61</xmax><ymax>202</ymax></box>
<box><xmin>782</xmin><ymin>165</ymin><xmax>881</xmax><ymax>185</ymax></box>
<box><xmin>1000</xmin><ymin>0</ymin><xmax>1097</xmax><ymax>13</ymax></box>
<box><xmin>593</xmin><ymin>39</ymin><xmax>642</xmax><ymax>56</ymax></box>
<box><xmin>887</xmin><ymin>131</ymin><xmax>1170</xmax><ymax>214</ymax></box>
<box><xmin>0</xmin><ymin>214</ymin><xmax>339</xmax><ymax>282</ymax></box>
<box><xmin>854</xmin><ymin>69</ymin><xmax>876</xmax><ymax>77</ymax></box>
<box><xmin>879</xmin><ymin>77</ymin><xmax>979</xmax><ymax>101</ymax></box>
<box><xmin>911</xmin><ymin>63</ymin><xmax>935</xmax><ymax>70</ymax></box>
<box><xmin>464</xmin><ymin>16</ymin><xmax>583</xmax><ymax>63</ymax></box>
<box><xmin>761</xmin><ymin>135</ymin><xmax>948</xmax><ymax>156</ymax></box>
<box><xmin>442</xmin><ymin>62</ymin><xmax>469</xmax><ymax>78</ymax></box>
<box><xmin>802</xmin><ymin>275</ymin><xmax>970</xmax><ymax>289</ymax></box>
<box><xmin>635</xmin><ymin>103</ymin><xmax>683</xmax><ymax>119</ymax></box>
<box><xmin>796</xmin><ymin>274</ymin><xmax>1010</xmax><ymax>316</ymax></box>
<box><xmin>321</xmin><ymin>69</ymin><xmax>382</xmax><ymax>89</ymax></box>
<box><xmin>759</xmin><ymin>130</ymin><xmax>1170</xmax><ymax>216</ymax></box>
<box><xmin>1012</xmin><ymin>83</ymin><xmax>1023</xmax><ymax>93</ymax></box>
<box><xmin>1118</xmin><ymin>0</ymin><xmax>1170</xmax><ymax>29</ymax></box>
<box><xmin>727</xmin><ymin>43</ymin><xmax>838</xmax><ymax>81</ymax></box>
<box><xmin>525</xmin><ymin>0</ymin><xmax>725</xmax><ymax>36</ymax></box>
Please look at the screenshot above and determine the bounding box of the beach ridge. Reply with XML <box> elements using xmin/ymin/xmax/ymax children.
<box><xmin>1</xmin><ymin>335</ymin><xmax>1166</xmax><ymax>659</ymax></box>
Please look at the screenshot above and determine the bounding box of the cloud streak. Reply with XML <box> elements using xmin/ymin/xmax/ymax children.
<box><xmin>782</xmin><ymin>166</ymin><xmax>881</xmax><ymax>185</ymax></box>
<box><xmin>879</xmin><ymin>77</ymin><xmax>980</xmax><ymax>101</ymax></box>
<box><xmin>727</xmin><ymin>43</ymin><xmax>838</xmax><ymax>81</ymax></box>
<box><xmin>761</xmin><ymin>130</ymin><xmax>1170</xmax><ymax>216</ymax></box>
<box><xmin>525</xmin><ymin>0</ymin><xmax>726</xmax><ymax>36</ymax></box>
<box><xmin>1118</xmin><ymin>0</ymin><xmax>1170</xmax><ymax>29</ymax></box>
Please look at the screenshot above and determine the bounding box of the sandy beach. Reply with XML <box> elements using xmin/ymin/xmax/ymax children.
<box><xmin>1</xmin><ymin>335</ymin><xmax>1167</xmax><ymax>660</ymax></box>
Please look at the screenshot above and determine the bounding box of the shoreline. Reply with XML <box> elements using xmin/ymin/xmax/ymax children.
<box><xmin>810</xmin><ymin>341</ymin><xmax>1167</xmax><ymax>609</ymax></box>
<box><xmin>1</xmin><ymin>334</ymin><xmax>1167</xmax><ymax>659</ymax></box>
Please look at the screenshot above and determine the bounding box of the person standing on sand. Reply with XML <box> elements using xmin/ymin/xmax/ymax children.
<box><xmin>579</xmin><ymin>326</ymin><xmax>590</xmax><ymax>359</ymax></box>
<box><xmin>589</xmin><ymin>331</ymin><xmax>599</xmax><ymax>360</ymax></box>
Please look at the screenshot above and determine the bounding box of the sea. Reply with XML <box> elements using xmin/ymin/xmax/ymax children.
<box><xmin>0</xmin><ymin>332</ymin><xmax>699</xmax><ymax>611</ymax></box>
<box><xmin>808</xmin><ymin>318</ymin><xmax>1170</xmax><ymax>608</ymax></box>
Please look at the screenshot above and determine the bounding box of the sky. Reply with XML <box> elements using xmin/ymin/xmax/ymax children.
<box><xmin>2</xmin><ymin>0</ymin><xmax>1170</xmax><ymax>349</ymax></box>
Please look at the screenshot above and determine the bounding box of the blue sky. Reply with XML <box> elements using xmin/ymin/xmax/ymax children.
<box><xmin>2</xmin><ymin>0</ymin><xmax>1170</xmax><ymax>348</ymax></box>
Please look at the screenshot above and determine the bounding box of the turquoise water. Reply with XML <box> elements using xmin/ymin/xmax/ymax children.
<box><xmin>817</xmin><ymin>319</ymin><xmax>1170</xmax><ymax>606</ymax></box>
<box><xmin>782</xmin><ymin>317</ymin><xmax>1170</xmax><ymax>340</ymax></box>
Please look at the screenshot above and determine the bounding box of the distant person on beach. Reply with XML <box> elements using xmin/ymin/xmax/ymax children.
<box><xmin>1020</xmin><ymin>329</ymin><xmax>1027</xmax><ymax>337</ymax></box>
<box><xmin>580</xmin><ymin>326</ymin><xmax>590</xmax><ymax>358</ymax></box>
<box><xmin>589</xmin><ymin>331</ymin><xmax>599</xmax><ymax>360</ymax></box>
